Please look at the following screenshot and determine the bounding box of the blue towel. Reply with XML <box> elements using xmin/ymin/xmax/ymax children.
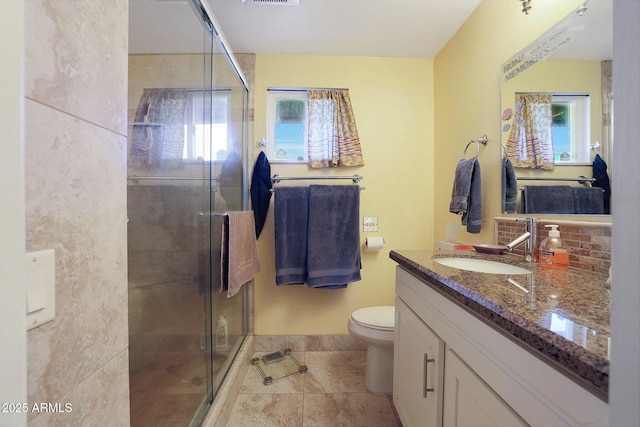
<box><xmin>450</xmin><ymin>158</ymin><xmax>482</xmax><ymax>233</ymax></box>
<box><xmin>572</xmin><ymin>187</ymin><xmax>604</xmax><ymax>214</ymax></box>
<box><xmin>250</xmin><ymin>152</ymin><xmax>272</xmax><ymax>238</ymax></box>
<box><xmin>592</xmin><ymin>154</ymin><xmax>611</xmax><ymax>214</ymax></box>
<box><xmin>274</xmin><ymin>187</ymin><xmax>308</xmax><ymax>285</ymax></box>
<box><xmin>521</xmin><ymin>186</ymin><xmax>573</xmax><ymax>214</ymax></box>
<box><xmin>501</xmin><ymin>158</ymin><xmax>518</xmax><ymax>213</ymax></box>
<box><xmin>306</xmin><ymin>185</ymin><xmax>361</xmax><ymax>289</ymax></box>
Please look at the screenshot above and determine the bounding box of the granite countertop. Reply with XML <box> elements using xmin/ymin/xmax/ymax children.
<box><xmin>389</xmin><ymin>249</ymin><xmax>610</xmax><ymax>400</ymax></box>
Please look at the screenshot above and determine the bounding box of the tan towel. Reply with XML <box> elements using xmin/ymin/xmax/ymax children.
<box><xmin>222</xmin><ymin>211</ymin><xmax>260</xmax><ymax>298</ymax></box>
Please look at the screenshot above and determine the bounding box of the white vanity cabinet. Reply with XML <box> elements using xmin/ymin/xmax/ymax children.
<box><xmin>394</xmin><ymin>266</ymin><xmax>609</xmax><ymax>427</ymax></box>
<box><xmin>443</xmin><ymin>348</ymin><xmax>526</xmax><ymax>426</ymax></box>
<box><xmin>393</xmin><ymin>298</ymin><xmax>444</xmax><ymax>427</ymax></box>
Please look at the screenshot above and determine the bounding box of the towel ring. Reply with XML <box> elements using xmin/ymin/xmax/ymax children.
<box><xmin>462</xmin><ymin>135</ymin><xmax>488</xmax><ymax>160</ymax></box>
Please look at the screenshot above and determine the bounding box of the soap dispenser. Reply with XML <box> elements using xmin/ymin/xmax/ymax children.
<box><xmin>539</xmin><ymin>225</ymin><xmax>569</xmax><ymax>270</ymax></box>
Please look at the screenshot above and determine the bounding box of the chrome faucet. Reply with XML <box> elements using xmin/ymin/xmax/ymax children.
<box><xmin>506</xmin><ymin>218</ymin><xmax>537</xmax><ymax>262</ymax></box>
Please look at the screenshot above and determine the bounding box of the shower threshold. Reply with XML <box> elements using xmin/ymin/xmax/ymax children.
<box><xmin>251</xmin><ymin>348</ymin><xmax>308</xmax><ymax>385</ymax></box>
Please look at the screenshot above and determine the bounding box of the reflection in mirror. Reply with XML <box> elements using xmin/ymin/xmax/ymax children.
<box><xmin>500</xmin><ymin>0</ymin><xmax>612</xmax><ymax>215</ymax></box>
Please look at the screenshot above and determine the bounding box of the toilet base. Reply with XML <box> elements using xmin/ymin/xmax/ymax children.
<box><xmin>347</xmin><ymin>306</ymin><xmax>395</xmax><ymax>395</ymax></box>
<box><xmin>365</xmin><ymin>343</ymin><xmax>394</xmax><ymax>394</ymax></box>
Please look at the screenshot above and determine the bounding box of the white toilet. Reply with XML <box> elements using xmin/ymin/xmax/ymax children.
<box><xmin>348</xmin><ymin>305</ymin><xmax>395</xmax><ymax>394</ymax></box>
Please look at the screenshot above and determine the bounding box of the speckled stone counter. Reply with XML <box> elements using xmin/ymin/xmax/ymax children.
<box><xmin>389</xmin><ymin>249</ymin><xmax>610</xmax><ymax>400</ymax></box>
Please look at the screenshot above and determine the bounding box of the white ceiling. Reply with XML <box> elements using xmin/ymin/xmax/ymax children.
<box><xmin>207</xmin><ymin>0</ymin><xmax>483</xmax><ymax>58</ymax></box>
<box><xmin>129</xmin><ymin>0</ymin><xmax>611</xmax><ymax>60</ymax></box>
<box><xmin>129</xmin><ymin>0</ymin><xmax>215</xmax><ymax>54</ymax></box>
<box><xmin>130</xmin><ymin>0</ymin><xmax>482</xmax><ymax>58</ymax></box>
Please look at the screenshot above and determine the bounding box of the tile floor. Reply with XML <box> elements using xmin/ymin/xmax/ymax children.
<box><xmin>226</xmin><ymin>350</ymin><xmax>401</xmax><ymax>427</ymax></box>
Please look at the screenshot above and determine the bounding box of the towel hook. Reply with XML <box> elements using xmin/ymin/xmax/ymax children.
<box><xmin>501</xmin><ymin>142</ymin><xmax>508</xmax><ymax>158</ymax></box>
<box><xmin>462</xmin><ymin>135</ymin><xmax>488</xmax><ymax>160</ymax></box>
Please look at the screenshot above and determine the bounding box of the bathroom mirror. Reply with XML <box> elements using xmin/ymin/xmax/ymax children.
<box><xmin>500</xmin><ymin>0</ymin><xmax>612</xmax><ymax>215</ymax></box>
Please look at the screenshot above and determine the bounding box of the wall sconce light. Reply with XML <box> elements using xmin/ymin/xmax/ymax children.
<box><xmin>519</xmin><ymin>0</ymin><xmax>532</xmax><ymax>15</ymax></box>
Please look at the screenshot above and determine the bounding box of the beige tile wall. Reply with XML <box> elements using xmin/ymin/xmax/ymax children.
<box><xmin>24</xmin><ymin>1</ymin><xmax>129</xmax><ymax>425</ymax></box>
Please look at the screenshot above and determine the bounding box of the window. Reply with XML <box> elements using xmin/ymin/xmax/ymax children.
<box><xmin>183</xmin><ymin>90</ymin><xmax>230</xmax><ymax>161</ymax></box>
<box><xmin>507</xmin><ymin>92</ymin><xmax>591</xmax><ymax>169</ymax></box>
<box><xmin>551</xmin><ymin>94</ymin><xmax>590</xmax><ymax>164</ymax></box>
<box><xmin>266</xmin><ymin>88</ymin><xmax>364</xmax><ymax>167</ymax></box>
<box><xmin>266</xmin><ymin>90</ymin><xmax>308</xmax><ymax>162</ymax></box>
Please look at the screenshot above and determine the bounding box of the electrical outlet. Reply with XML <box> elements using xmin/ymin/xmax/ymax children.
<box><xmin>363</xmin><ymin>216</ymin><xmax>378</xmax><ymax>232</ymax></box>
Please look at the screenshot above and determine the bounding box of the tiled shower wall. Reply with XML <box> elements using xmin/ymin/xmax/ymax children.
<box><xmin>24</xmin><ymin>1</ymin><xmax>129</xmax><ymax>426</ymax></box>
<box><xmin>495</xmin><ymin>217</ymin><xmax>611</xmax><ymax>275</ymax></box>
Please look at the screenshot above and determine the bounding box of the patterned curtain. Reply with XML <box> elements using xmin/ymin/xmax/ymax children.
<box><xmin>130</xmin><ymin>88</ymin><xmax>188</xmax><ymax>168</ymax></box>
<box><xmin>307</xmin><ymin>89</ymin><xmax>364</xmax><ymax>168</ymax></box>
<box><xmin>506</xmin><ymin>93</ymin><xmax>554</xmax><ymax>170</ymax></box>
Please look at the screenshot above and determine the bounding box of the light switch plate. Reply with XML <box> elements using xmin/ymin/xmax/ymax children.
<box><xmin>363</xmin><ymin>216</ymin><xmax>378</xmax><ymax>232</ymax></box>
<box><xmin>26</xmin><ymin>249</ymin><xmax>55</xmax><ymax>331</ymax></box>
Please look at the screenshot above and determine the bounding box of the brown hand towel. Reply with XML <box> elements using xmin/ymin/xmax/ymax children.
<box><xmin>222</xmin><ymin>211</ymin><xmax>260</xmax><ymax>298</ymax></box>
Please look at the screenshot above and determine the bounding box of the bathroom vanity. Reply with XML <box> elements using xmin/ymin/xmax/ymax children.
<box><xmin>390</xmin><ymin>250</ymin><xmax>609</xmax><ymax>427</ymax></box>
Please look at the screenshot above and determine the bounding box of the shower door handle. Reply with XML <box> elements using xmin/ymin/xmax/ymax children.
<box><xmin>423</xmin><ymin>352</ymin><xmax>435</xmax><ymax>398</ymax></box>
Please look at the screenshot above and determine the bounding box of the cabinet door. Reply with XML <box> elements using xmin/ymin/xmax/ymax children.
<box><xmin>443</xmin><ymin>348</ymin><xmax>528</xmax><ymax>427</ymax></box>
<box><xmin>394</xmin><ymin>297</ymin><xmax>445</xmax><ymax>427</ymax></box>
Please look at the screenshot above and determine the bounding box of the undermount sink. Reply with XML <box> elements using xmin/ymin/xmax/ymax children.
<box><xmin>433</xmin><ymin>257</ymin><xmax>531</xmax><ymax>275</ymax></box>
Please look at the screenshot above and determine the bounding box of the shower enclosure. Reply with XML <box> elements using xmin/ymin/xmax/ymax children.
<box><xmin>127</xmin><ymin>1</ymin><xmax>249</xmax><ymax>426</ymax></box>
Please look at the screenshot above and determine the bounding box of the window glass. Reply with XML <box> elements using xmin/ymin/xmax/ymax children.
<box><xmin>551</xmin><ymin>94</ymin><xmax>590</xmax><ymax>164</ymax></box>
<box><xmin>267</xmin><ymin>91</ymin><xmax>308</xmax><ymax>162</ymax></box>
<box><xmin>183</xmin><ymin>91</ymin><xmax>229</xmax><ymax>161</ymax></box>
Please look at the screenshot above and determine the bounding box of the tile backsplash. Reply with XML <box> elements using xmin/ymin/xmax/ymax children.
<box><xmin>495</xmin><ymin>217</ymin><xmax>611</xmax><ymax>275</ymax></box>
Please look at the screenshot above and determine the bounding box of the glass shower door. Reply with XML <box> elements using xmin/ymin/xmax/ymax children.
<box><xmin>127</xmin><ymin>1</ymin><xmax>248</xmax><ymax>426</ymax></box>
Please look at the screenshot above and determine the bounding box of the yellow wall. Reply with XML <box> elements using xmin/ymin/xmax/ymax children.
<box><xmin>433</xmin><ymin>0</ymin><xmax>583</xmax><ymax>244</ymax></box>
<box><xmin>250</xmin><ymin>0</ymin><xmax>590</xmax><ymax>335</ymax></box>
<box><xmin>252</xmin><ymin>55</ymin><xmax>433</xmax><ymax>334</ymax></box>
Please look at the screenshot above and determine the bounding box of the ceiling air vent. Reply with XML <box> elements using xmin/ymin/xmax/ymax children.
<box><xmin>241</xmin><ymin>0</ymin><xmax>300</xmax><ymax>5</ymax></box>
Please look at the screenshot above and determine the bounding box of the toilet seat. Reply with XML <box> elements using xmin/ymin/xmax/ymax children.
<box><xmin>350</xmin><ymin>306</ymin><xmax>395</xmax><ymax>331</ymax></box>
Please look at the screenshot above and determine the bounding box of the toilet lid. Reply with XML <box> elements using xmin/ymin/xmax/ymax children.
<box><xmin>351</xmin><ymin>306</ymin><xmax>395</xmax><ymax>331</ymax></box>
